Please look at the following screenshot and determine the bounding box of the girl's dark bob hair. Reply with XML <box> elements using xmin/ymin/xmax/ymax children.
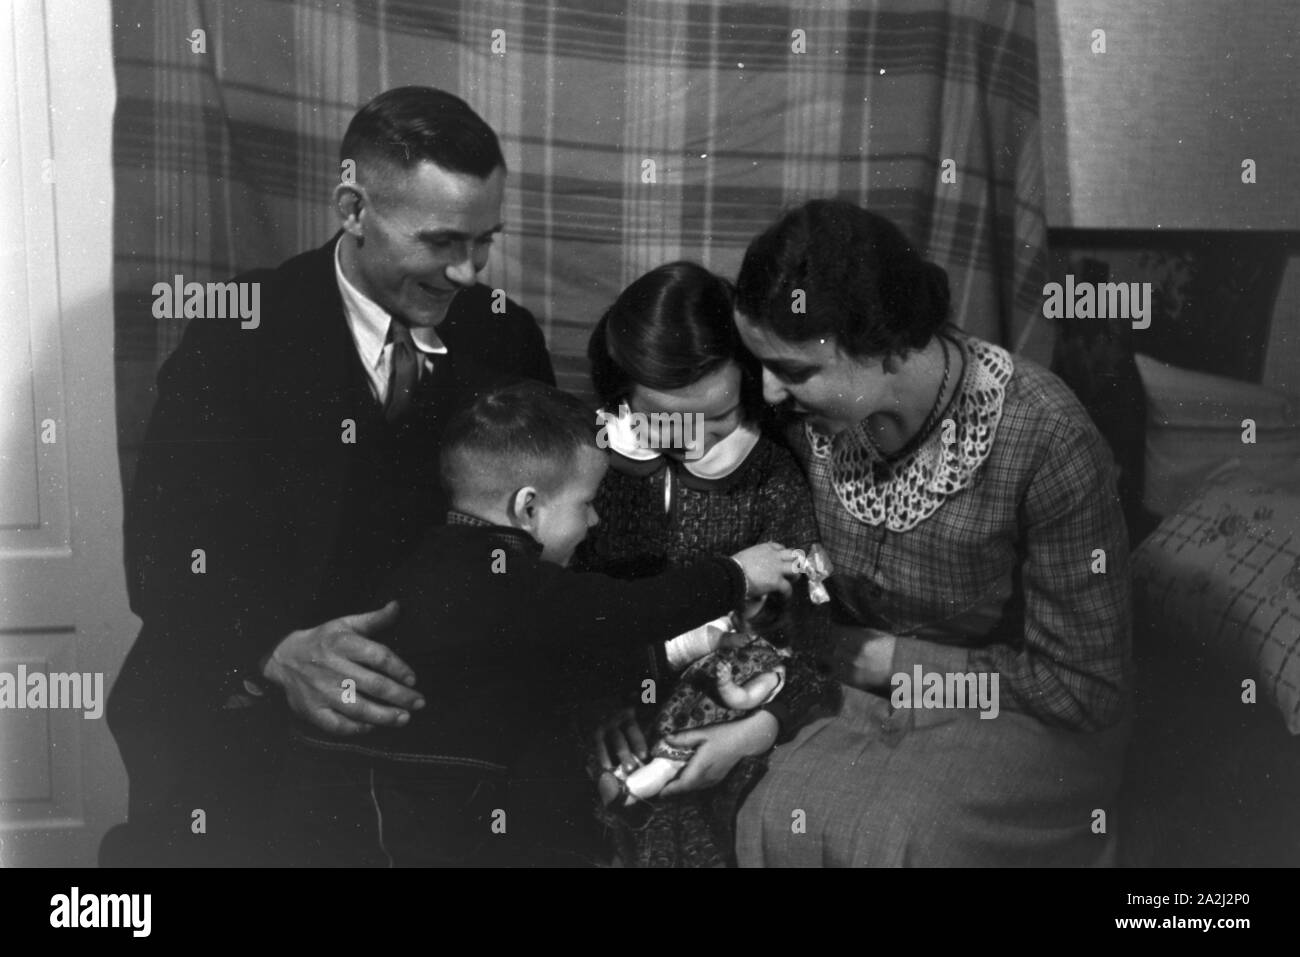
<box><xmin>588</xmin><ymin>261</ymin><xmax>765</xmax><ymax>420</ymax></box>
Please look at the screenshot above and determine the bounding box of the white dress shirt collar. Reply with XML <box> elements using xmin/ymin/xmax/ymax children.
<box><xmin>334</xmin><ymin>238</ymin><xmax>448</xmax><ymax>393</ymax></box>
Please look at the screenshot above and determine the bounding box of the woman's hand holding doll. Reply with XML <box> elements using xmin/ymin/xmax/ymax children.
<box><xmin>658</xmin><ymin>710</ymin><xmax>778</xmax><ymax>796</ymax></box>
<box><xmin>597</xmin><ymin>622</ymin><xmax>789</xmax><ymax>805</ymax></box>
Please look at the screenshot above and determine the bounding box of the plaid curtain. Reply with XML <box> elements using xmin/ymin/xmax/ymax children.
<box><xmin>113</xmin><ymin>0</ymin><xmax>1049</xmax><ymax>481</ymax></box>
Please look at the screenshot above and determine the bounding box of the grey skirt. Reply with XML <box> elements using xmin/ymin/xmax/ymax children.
<box><xmin>735</xmin><ymin>685</ymin><xmax>1130</xmax><ymax>867</ymax></box>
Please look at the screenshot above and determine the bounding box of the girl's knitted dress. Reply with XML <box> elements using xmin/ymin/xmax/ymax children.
<box><xmin>571</xmin><ymin>428</ymin><xmax>841</xmax><ymax>868</ymax></box>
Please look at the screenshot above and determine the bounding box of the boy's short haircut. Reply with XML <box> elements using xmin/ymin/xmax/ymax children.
<box><xmin>440</xmin><ymin>381</ymin><xmax>602</xmax><ymax>504</ymax></box>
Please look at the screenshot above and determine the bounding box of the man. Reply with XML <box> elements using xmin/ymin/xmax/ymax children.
<box><xmin>104</xmin><ymin>87</ymin><xmax>554</xmax><ymax>866</ymax></box>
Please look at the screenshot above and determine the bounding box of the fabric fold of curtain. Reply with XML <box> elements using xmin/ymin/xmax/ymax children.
<box><xmin>113</xmin><ymin>0</ymin><xmax>1049</xmax><ymax>483</ymax></box>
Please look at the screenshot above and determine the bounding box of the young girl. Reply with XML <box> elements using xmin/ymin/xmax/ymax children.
<box><xmin>571</xmin><ymin>261</ymin><xmax>840</xmax><ymax>868</ymax></box>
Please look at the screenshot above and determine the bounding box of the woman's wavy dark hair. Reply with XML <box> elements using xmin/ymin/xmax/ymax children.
<box><xmin>734</xmin><ymin>201</ymin><xmax>951</xmax><ymax>362</ymax></box>
<box><xmin>588</xmin><ymin>261</ymin><xmax>765</xmax><ymax>420</ymax></box>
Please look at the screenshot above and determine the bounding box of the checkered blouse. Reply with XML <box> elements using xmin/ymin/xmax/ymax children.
<box><xmin>795</xmin><ymin>335</ymin><xmax>1134</xmax><ymax>732</ymax></box>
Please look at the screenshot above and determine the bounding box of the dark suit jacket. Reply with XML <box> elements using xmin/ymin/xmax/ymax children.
<box><xmin>107</xmin><ymin>235</ymin><xmax>553</xmax><ymax>860</ymax></box>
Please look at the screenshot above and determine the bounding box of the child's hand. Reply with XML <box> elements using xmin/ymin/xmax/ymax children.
<box><xmin>592</xmin><ymin>705</ymin><xmax>650</xmax><ymax>772</ymax></box>
<box><xmin>730</xmin><ymin>542</ymin><xmax>801</xmax><ymax>599</ymax></box>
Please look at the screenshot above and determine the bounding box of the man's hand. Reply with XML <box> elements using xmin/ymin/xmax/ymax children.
<box><xmin>659</xmin><ymin>711</ymin><xmax>778</xmax><ymax>796</ymax></box>
<box><xmin>825</xmin><ymin>623</ymin><xmax>896</xmax><ymax>691</ymax></box>
<box><xmin>262</xmin><ymin>600</ymin><xmax>425</xmax><ymax>735</ymax></box>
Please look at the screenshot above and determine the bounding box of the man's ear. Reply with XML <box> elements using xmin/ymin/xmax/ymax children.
<box><xmin>507</xmin><ymin>486</ymin><xmax>539</xmax><ymax>530</ymax></box>
<box><xmin>334</xmin><ymin>181</ymin><xmax>368</xmax><ymax>239</ymax></box>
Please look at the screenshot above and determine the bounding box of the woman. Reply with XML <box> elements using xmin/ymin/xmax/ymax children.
<box><xmin>725</xmin><ymin>201</ymin><xmax>1133</xmax><ymax>866</ymax></box>
<box><xmin>574</xmin><ymin>261</ymin><xmax>839</xmax><ymax>867</ymax></box>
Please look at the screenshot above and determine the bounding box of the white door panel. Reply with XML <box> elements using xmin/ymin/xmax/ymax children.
<box><xmin>0</xmin><ymin>0</ymin><xmax>131</xmax><ymax>867</ymax></box>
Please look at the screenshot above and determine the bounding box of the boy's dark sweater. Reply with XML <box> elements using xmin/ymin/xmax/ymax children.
<box><xmin>293</xmin><ymin>511</ymin><xmax>746</xmax><ymax>773</ymax></box>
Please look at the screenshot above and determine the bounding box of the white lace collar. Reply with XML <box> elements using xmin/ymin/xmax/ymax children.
<box><xmin>805</xmin><ymin>337</ymin><xmax>1014</xmax><ymax>532</ymax></box>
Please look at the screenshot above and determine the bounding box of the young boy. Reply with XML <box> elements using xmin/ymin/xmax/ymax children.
<box><xmin>279</xmin><ymin>381</ymin><xmax>799</xmax><ymax>866</ymax></box>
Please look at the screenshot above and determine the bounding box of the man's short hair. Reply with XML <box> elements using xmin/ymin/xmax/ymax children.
<box><xmin>340</xmin><ymin>86</ymin><xmax>505</xmax><ymax>190</ymax></box>
<box><xmin>440</xmin><ymin>382</ymin><xmax>601</xmax><ymax>506</ymax></box>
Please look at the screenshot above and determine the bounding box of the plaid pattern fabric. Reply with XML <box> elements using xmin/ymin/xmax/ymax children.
<box><xmin>799</xmin><ymin>336</ymin><xmax>1133</xmax><ymax>731</ymax></box>
<box><xmin>1132</xmin><ymin>467</ymin><xmax>1300</xmax><ymax>734</ymax></box>
<box><xmin>112</xmin><ymin>0</ymin><xmax>1049</xmax><ymax>483</ymax></box>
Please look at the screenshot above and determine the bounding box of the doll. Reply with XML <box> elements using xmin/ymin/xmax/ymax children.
<box><xmin>598</xmin><ymin>545</ymin><xmax>832</xmax><ymax>806</ymax></box>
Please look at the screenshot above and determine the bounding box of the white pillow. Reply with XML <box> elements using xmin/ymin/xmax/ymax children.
<box><xmin>1136</xmin><ymin>353</ymin><xmax>1300</xmax><ymax>514</ymax></box>
<box><xmin>1136</xmin><ymin>353</ymin><xmax>1300</xmax><ymax>429</ymax></box>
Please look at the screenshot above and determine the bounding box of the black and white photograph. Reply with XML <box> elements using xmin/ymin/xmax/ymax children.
<box><xmin>0</xmin><ymin>0</ymin><xmax>1296</xmax><ymax>917</ymax></box>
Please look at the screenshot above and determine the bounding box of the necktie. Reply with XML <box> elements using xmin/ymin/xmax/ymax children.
<box><xmin>385</xmin><ymin>320</ymin><xmax>419</xmax><ymax>421</ymax></box>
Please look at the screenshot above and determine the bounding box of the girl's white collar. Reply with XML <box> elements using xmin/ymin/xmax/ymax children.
<box><xmin>601</xmin><ymin>403</ymin><xmax>762</xmax><ymax>480</ymax></box>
